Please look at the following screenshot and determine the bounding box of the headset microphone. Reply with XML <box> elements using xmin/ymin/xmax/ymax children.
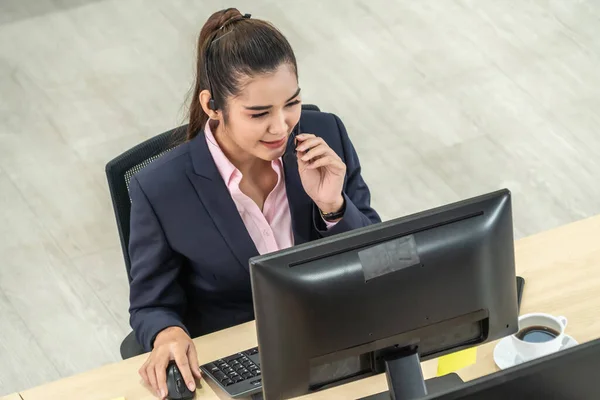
<box><xmin>282</xmin><ymin>119</ymin><xmax>301</xmax><ymax>165</ymax></box>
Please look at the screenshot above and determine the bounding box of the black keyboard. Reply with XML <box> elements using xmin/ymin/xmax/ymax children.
<box><xmin>200</xmin><ymin>347</ymin><xmax>262</xmax><ymax>398</ymax></box>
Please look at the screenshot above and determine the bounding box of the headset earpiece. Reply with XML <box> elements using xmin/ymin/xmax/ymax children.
<box><xmin>208</xmin><ymin>98</ymin><xmax>216</xmax><ymax>111</ymax></box>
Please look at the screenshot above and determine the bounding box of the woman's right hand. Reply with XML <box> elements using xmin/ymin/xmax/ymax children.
<box><xmin>139</xmin><ymin>326</ymin><xmax>202</xmax><ymax>399</ymax></box>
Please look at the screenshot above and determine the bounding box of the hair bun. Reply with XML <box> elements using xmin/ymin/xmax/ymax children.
<box><xmin>214</xmin><ymin>8</ymin><xmax>245</xmax><ymax>31</ymax></box>
<box><xmin>198</xmin><ymin>8</ymin><xmax>244</xmax><ymax>51</ymax></box>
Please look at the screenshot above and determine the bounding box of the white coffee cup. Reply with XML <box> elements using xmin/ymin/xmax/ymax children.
<box><xmin>511</xmin><ymin>313</ymin><xmax>568</xmax><ymax>362</ymax></box>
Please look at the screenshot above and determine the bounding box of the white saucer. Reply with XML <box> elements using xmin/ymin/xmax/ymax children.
<box><xmin>493</xmin><ymin>334</ymin><xmax>579</xmax><ymax>370</ymax></box>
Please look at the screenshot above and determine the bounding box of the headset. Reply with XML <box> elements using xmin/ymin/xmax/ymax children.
<box><xmin>204</xmin><ymin>13</ymin><xmax>251</xmax><ymax>111</ymax></box>
<box><xmin>204</xmin><ymin>12</ymin><xmax>300</xmax><ymax>156</ymax></box>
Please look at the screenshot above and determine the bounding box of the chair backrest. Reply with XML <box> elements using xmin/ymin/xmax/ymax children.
<box><xmin>105</xmin><ymin>104</ymin><xmax>321</xmax><ymax>282</ymax></box>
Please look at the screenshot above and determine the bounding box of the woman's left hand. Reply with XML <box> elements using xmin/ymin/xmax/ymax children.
<box><xmin>296</xmin><ymin>133</ymin><xmax>346</xmax><ymax>214</ymax></box>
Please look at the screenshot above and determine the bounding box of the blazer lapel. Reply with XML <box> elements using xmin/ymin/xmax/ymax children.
<box><xmin>186</xmin><ymin>131</ymin><xmax>258</xmax><ymax>272</ymax></box>
<box><xmin>282</xmin><ymin>147</ymin><xmax>313</xmax><ymax>246</ymax></box>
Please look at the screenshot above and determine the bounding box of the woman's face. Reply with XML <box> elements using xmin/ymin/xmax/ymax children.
<box><xmin>211</xmin><ymin>63</ymin><xmax>302</xmax><ymax>161</ymax></box>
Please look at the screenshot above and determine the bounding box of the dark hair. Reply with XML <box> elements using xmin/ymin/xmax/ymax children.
<box><xmin>185</xmin><ymin>8</ymin><xmax>298</xmax><ymax>141</ymax></box>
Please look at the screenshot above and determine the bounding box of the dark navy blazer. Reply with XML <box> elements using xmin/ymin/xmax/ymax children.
<box><xmin>128</xmin><ymin>110</ymin><xmax>381</xmax><ymax>351</ymax></box>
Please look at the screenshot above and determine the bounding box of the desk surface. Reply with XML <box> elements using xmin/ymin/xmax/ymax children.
<box><xmin>0</xmin><ymin>394</ymin><xmax>23</xmax><ymax>400</ymax></box>
<box><xmin>19</xmin><ymin>215</ymin><xmax>600</xmax><ymax>400</ymax></box>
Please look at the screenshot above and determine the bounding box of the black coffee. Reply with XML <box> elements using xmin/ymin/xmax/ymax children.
<box><xmin>516</xmin><ymin>325</ymin><xmax>559</xmax><ymax>343</ymax></box>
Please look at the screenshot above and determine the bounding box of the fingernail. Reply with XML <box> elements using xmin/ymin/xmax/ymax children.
<box><xmin>188</xmin><ymin>381</ymin><xmax>196</xmax><ymax>391</ymax></box>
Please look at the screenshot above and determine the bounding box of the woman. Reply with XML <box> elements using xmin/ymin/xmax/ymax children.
<box><xmin>128</xmin><ymin>8</ymin><xmax>381</xmax><ymax>398</ymax></box>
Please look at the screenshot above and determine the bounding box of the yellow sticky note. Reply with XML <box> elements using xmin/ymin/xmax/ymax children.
<box><xmin>437</xmin><ymin>348</ymin><xmax>477</xmax><ymax>376</ymax></box>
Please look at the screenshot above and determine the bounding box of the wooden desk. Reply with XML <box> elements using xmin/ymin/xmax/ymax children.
<box><xmin>19</xmin><ymin>215</ymin><xmax>600</xmax><ymax>400</ymax></box>
<box><xmin>0</xmin><ymin>394</ymin><xmax>23</xmax><ymax>400</ymax></box>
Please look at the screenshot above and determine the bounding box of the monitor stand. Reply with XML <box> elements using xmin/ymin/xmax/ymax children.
<box><xmin>359</xmin><ymin>346</ymin><xmax>464</xmax><ymax>400</ymax></box>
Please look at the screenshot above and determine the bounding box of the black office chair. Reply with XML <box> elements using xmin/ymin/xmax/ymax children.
<box><xmin>105</xmin><ymin>104</ymin><xmax>321</xmax><ymax>359</ymax></box>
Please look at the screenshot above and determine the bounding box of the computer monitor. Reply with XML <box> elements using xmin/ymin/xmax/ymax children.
<box><xmin>249</xmin><ymin>189</ymin><xmax>518</xmax><ymax>400</ymax></box>
<box><xmin>425</xmin><ymin>338</ymin><xmax>599</xmax><ymax>399</ymax></box>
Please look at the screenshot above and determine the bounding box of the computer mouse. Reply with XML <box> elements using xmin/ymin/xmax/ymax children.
<box><xmin>166</xmin><ymin>361</ymin><xmax>195</xmax><ymax>400</ymax></box>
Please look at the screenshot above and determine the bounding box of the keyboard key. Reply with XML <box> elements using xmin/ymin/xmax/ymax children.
<box><xmin>225</xmin><ymin>354</ymin><xmax>242</xmax><ymax>363</ymax></box>
<box><xmin>214</xmin><ymin>371</ymin><xmax>226</xmax><ymax>381</ymax></box>
<box><xmin>249</xmin><ymin>365</ymin><xmax>258</xmax><ymax>371</ymax></box>
<box><xmin>255</xmin><ymin>369</ymin><xmax>261</xmax><ymax>375</ymax></box>
<box><xmin>233</xmin><ymin>375</ymin><xmax>244</xmax><ymax>383</ymax></box>
<box><xmin>250</xmin><ymin>379</ymin><xmax>262</xmax><ymax>386</ymax></box>
<box><xmin>223</xmin><ymin>367</ymin><xmax>234</xmax><ymax>374</ymax></box>
<box><xmin>223</xmin><ymin>379</ymin><xmax>234</xmax><ymax>386</ymax></box>
<box><xmin>207</xmin><ymin>364</ymin><xmax>220</xmax><ymax>373</ymax></box>
<box><xmin>247</xmin><ymin>348</ymin><xmax>259</xmax><ymax>355</ymax></box>
<box><xmin>242</xmin><ymin>372</ymin><xmax>253</xmax><ymax>379</ymax></box>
